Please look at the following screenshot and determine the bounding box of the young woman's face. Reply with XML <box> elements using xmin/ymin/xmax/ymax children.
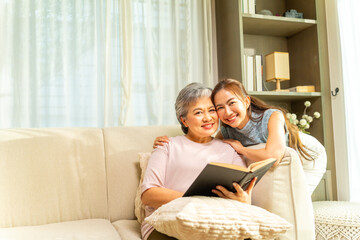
<box><xmin>213</xmin><ymin>89</ymin><xmax>250</xmax><ymax>129</ymax></box>
<box><xmin>181</xmin><ymin>96</ymin><xmax>218</xmax><ymax>142</ymax></box>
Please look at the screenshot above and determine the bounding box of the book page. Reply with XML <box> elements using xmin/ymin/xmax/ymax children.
<box><xmin>248</xmin><ymin>158</ymin><xmax>276</xmax><ymax>171</ymax></box>
<box><xmin>209</xmin><ymin>162</ymin><xmax>249</xmax><ymax>172</ymax></box>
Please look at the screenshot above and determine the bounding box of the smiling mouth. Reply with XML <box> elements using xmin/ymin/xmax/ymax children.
<box><xmin>202</xmin><ymin>123</ymin><xmax>214</xmax><ymax>129</ymax></box>
<box><xmin>226</xmin><ymin>114</ymin><xmax>237</xmax><ymax>123</ymax></box>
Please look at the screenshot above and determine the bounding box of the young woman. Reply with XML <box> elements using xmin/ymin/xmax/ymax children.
<box><xmin>211</xmin><ymin>79</ymin><xmax>326</xmax><ymax>194</ymax></box>
<box><xmin>211</xmin><ymin>78</ymin><xmax>313</xmax><ymax>165</ymax></box>
<box><xmin>155</xmin><ymin>79</ymin><xmax>326</xmax><ymax>194</ymax></box>
<box><xmin>141</xmin><ymin>82</ymin><xmax>255</xmax><ymax>240</ymax></box>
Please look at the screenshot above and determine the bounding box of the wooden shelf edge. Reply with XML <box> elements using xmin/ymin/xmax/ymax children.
<box><xmin>249</xmin><ymin>91</ymin><xmax>321</xmax><ymax>101</ymax></box>
<box><xmin>242</xmin><ymin>14</ymin><xmax>317</xmax><ymax>24</ymax></box>
<box><xmin>242</xmin><ymin>14</ymin><xmax>317</xmax><ymax>37</ymax></box>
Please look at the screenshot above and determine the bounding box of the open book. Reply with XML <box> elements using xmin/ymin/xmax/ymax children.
<box><xmin>183</xmin><ymin>158</ymin><xmax>276</xmax><ymax>197</ymax></box>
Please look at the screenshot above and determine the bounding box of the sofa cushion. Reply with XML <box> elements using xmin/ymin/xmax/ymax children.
<box><xmin>0</xmin><ymin>219</ymin><xmax>121</xmax><ymax>240</ymax></box>
<box><xmin>0</xmin><ymin>128</ymin><xmax>108</xmax><ymax>228</ymax></box>
<box><xmin>112</xmin><ymin>220</ymin><xmax>142</xmax><ymax>240</ymax></box>
<box><xmin>103</xmin><ymin>126</ymin><xmax>182</xmax><ymax>222</ymax></box>
<box><xmin>145</xmin><ymin>196</ymin><xmax>291</xmax><ymax>240</ymax></box>
<box><xmin>250</xmin><ymin>146</ymin><xmax>315</xmax><ymax>239</ymax></box>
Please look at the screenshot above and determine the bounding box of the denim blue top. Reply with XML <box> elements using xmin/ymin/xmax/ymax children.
<box><xmin>220</xmin><ymin>109</ymin><xmax>288</xmax><ymax>147</ymax></box>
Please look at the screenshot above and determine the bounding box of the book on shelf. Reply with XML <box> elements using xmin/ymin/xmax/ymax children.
<box><xmin>288</xmin><ymin>85</ymin><xmax>315</xmax><ymax>92</ymax></box>
<box><xmin>243</xmin><ymin>55</ymin><xmax>247</xmax><ymax>90</ymax></box>
<box><xmin>254</xmin><ymin>55</ymin><xmax>263</xmax><ymax>91</ymax></box>
<box><xmin>248</xmin><ymin>0</ymin><xmax>255</xmax><ymax>14</ymax></box>
<box><xmin>246</xmin><ymin>55</ymin><xmax>254</xmax><ymax>91</ymax></box>
<box><xmin>243</xmin><ymin>53</ymin><xmax>262</xmax><ymax>92</ymax></box>
<box><xmin>242</xmin><ymin>0</ymin><xmax>256</xmax><ymax>14</ymax></box>
<box><xmin>183</xmin><ymin>158</ymin><xmax>276</xmax><ymax>197</ymax></box>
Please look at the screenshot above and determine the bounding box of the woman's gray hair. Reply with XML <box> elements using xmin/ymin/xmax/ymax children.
<box><xmin>175</xmin><ymin>83</ymin><xmax>213</xmax><ymax>134</ymax></box>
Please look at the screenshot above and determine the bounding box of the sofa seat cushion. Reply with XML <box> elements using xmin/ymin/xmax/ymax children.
<box><xmin>112</xmin><ymin>220</ymin><xmax>141</xmax><ymax>240</ymax></box>
<box><xmin>0</xmin><ymin>219</ymin><xmax>121</xmax><ymax>240</ymax></box>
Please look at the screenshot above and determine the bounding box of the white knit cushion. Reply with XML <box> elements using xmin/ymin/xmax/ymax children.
<box><xmin>313</xmin><ymin>201</ymin><xmax>360</xmax><ymax>240</ymax></box>
<box><xmin>134</xmin><ymin>152</ymin><xmax>151</xmax><ymax>224</ymax></box>
<box><xmin>145</xmin><ymin>196</ymin><xmax>292</xmax><ymax>240</ymax></box>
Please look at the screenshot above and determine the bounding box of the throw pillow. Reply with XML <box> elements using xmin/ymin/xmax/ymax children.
<box><xmin>145</xmin><ymin>196</ymin><xmax>292</xmax><ymax>240</ymax></box>
<box><xmin>134</xmin><ymin>152</ymin><xmax>151</xmax><ymax>224</ymax></box>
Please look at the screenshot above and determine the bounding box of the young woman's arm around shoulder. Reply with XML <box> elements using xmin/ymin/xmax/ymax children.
<box><xmin>223</xmin><ymin>111</ymin><xmax>286</xmax><ymax>166</ymax></box>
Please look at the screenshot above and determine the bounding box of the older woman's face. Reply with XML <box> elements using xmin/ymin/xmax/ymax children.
<box><xmin>181</xmin><ymin>96</ymin><xmax>218</xmax><ymax>141</ymax></box>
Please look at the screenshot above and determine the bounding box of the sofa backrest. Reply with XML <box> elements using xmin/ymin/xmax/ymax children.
<box><xmin>103</xmin><ymin>125</ymin><xmax>183</xmax><ymax>222</ymax></box>
<box><xmin>0</xmin><ymin>128</ymin><xmax>108</xmax><ymax>228</ymax></box>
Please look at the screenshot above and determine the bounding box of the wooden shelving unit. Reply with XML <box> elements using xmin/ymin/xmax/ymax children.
<box><xmin>214</xmin><ymin>0</ymin><xmax>335</xmax><ymax>200</ymax></box>
<box><xmin>215</xmin><ymin>0</ymin><xmax>324</xmax><ymax>143</ymax></box>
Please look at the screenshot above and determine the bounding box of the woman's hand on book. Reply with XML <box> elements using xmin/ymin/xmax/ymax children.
<box><xmin>211</xmin><ymin>177</ymin><xmax>257</xmax><ymax>204</ymax></box>
<box><xmin>153</xmin><ymin>136</ymin><xmax>170</xmax><ymax>149</ymax></box>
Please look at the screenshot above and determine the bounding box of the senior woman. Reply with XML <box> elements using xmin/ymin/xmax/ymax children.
<box><xmin>141</xmin><ymin>83</ymin><xmax>256</xmax><ymax>240</ymax></box>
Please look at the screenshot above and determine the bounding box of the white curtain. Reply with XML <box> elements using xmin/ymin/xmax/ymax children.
<box><xmin>337</xmin><ymin>0</ymin><xmax>360</xmax><ymax>201</ymax></box>
<box><xmin>128</xmin><ymin>0</ymin><xmax>214</xmax><ymax>125</ymax></box>
<box><xmin>0</xmin><ymin>0</ymin><xmax>214</xmax><ymax>128</ymax></box>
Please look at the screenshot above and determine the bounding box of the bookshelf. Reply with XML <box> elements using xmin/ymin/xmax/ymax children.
<box><xmin>215</xmin><ymin>0</ymin><xmax>335</xmax><ymax>199</ymax></box>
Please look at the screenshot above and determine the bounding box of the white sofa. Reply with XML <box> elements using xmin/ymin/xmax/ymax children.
<box><xmin>0</xmin><ymin>126</ymin><xmax>315</xmax><ymax>239</ymax></box>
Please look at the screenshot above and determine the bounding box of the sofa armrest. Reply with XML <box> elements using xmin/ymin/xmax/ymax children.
<box><xmin>249</xmin><ymin>146</ymin><xmax>315</xmax><ymax>240</ymax></box>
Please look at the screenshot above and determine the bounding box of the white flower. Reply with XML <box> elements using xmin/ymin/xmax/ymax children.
<box><xmin>288</xmin><ymin>102</ymin><xmax>320</xmax><ymax>133</ymax></box>
<box><xmin>307</xmin><ymin>116</ymin><xmax>313</xmax><ymax>123</ymax></box>
<box><xmin>314</xmin><ymin>112</ymin><xmax>321</xmax><ymax>119</ymax></box>
<box><xmin>299</xmin><ymin>119</ymin><xmax>307</xmax><ymax>126</ymax></box>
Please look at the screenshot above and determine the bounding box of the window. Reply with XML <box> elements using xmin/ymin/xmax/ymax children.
<box><xmin>0</xmin><ymin>0</ymin><xmax>214</xmax><ymax>128</ymax></box>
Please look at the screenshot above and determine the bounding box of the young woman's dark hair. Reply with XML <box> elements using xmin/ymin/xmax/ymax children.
<box><xmin>211</xmin><ymin>78</ymin><xmax>312</xmax><ymax>161</ymax></box>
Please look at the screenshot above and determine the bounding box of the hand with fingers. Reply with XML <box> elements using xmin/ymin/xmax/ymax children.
<box><xmin>153</xmin><ymin>136</ymin><xmax>170</xmax><ymax>149</ymax></box>
<box><xmin>211</xmin><ymin>177</ymin><xmax>257</xmax><ymax>204</ymax></box>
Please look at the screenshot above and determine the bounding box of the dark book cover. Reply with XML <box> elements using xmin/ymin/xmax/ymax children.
<box><xmin>183</xmin><ymin>158</ymin><xmax>276</xmax><ymax>197</ymax></box>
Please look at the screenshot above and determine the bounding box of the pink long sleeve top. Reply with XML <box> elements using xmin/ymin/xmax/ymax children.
<box><xmin>141</xmin><ymin>135</ymin><xmax>246</xmax><ymax>239</ymax></box>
